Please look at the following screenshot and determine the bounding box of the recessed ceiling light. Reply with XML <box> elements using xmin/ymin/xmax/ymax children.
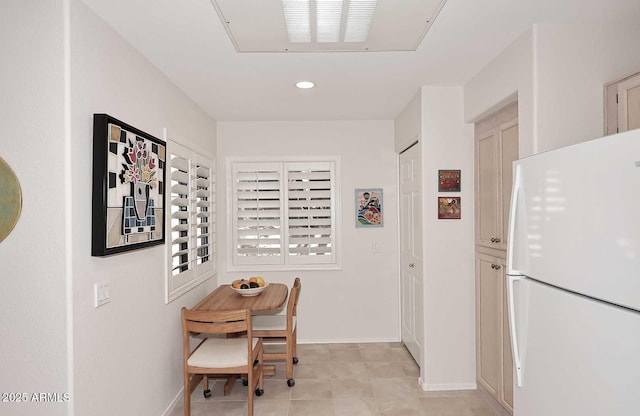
<box><xmin>296</xmin><ymin>81</ymin><xmax>315</xmax><ymax>89</ymax></box>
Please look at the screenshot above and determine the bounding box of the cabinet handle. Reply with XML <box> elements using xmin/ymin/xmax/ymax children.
<box><xmin>490</xmin><ymin>238</ymin><xmax>496</xmax><ymax>243</ymax></box>
<box><xmin>408</xmin><ymin>263</ymin><xmax>415</xmax><ymax>268</ymax></box>
<box><xmin>494</xmin><ymin>238</ymin><xmax>501</xmax><ymax>243</ymax></box>
<box><xmin>491</xmin><ymin>264</ymin><xmax>502</xmax><ymax>270</ymax></box>
<box><xmin>490</xmin><ymin>237</ymin><xmax>502</xmax><ymax>243</ymax></box>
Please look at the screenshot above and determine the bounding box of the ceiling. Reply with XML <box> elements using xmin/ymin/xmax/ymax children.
<box><xmin>82</xmin><ymin>0</ymin><xmax>640</xmax><ymax>121</ymax></box>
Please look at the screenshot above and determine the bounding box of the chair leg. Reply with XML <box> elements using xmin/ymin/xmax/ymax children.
<box><xmin>292</xmin><ymin>326</ymin><xmax>299</xmax><ymax>364</ymax></box>
<box><xmin>203</xmin><ymin>375</ymin><xmax>211</xmax><ymax>398</ymax></box>
<box><xmin>183</xmin><ymin>372</ymin><xmax>191</xmax><ymax>416</ymax></box>
<box><xmin>285</xmin><ymin>332</ymin><xmax>296</xmax><ymax>387</ymax></box>
<box><xmin>258</xmin><ymin>344</ymin><xmax>264</xmax><ymax>392</ymax></box>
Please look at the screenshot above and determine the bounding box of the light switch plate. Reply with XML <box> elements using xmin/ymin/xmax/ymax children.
<box><xmin>94</xmin><ymin>282</ymin><xmax>111</xmax><ymax>308</ymax></box>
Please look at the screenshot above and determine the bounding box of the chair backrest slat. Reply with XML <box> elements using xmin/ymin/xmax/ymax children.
<box><xmin>182</xmin><ymin>308</ymin><xmax>250</xmax><ymax>336</ymax></box>
<box><xmin>287</xmin><ymin>278</ymin><xmax>301</xmax><ymax>328</ymax></box>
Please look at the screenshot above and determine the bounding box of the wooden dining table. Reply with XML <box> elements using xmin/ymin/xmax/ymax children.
<box><xmin>193</xmin><ymin>283</ymin><xmax>288</xmax><ymax>313</ymax></box>
<box><xmin>191</xmin><ymin>283</ymin><xmax>289</xmax><ymax>395</ymax></box>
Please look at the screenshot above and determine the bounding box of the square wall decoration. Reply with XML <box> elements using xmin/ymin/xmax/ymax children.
<box><xmin>92</xmin><ymin>114</ymin><xmax>166</xmax><ymax>256</ymax></box>
<box><xmin>438</xmin><ymin>169</ymin><xmax>461</xmax><ymax>192</ymax></box>
<box><xmin>438</xmin><ymin>197</ymin><xmax>461</xmax><ymax>220</ymax></box>
<box><xmin>356</xmin><ymin>188</ymin><xmax>383</xmax><ymax>227</ymax></box>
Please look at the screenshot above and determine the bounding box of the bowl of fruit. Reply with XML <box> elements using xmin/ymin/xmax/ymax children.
<box><xmin>231</xmin><ymin>276</ymin><xmax>268</xmax><ymax>297</ymax></box>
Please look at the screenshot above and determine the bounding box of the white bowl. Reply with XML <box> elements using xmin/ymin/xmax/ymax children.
<box><xmin>231</xmin><ymin>283</ymin><xmax>268</xmax><ymax>297</ymax></box>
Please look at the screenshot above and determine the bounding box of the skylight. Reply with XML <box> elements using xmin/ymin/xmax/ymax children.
<box><xmin>281</xmin><ymin>0</ymin><xmax>378</xmax><ymax>43</ymax></box>
<box><xmin>344</xmin><ymin>0</ymin><xmax>377</xmax><ymax>42</ymax></box>
<box><xmin>282</xmin><ymin>0</ymin><xmax>311</xmax><ymax>42</ymax></box>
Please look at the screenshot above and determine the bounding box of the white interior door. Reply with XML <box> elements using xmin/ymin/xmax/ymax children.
<box><xmin>400</xmin><ymin>143</ymin><xmax>423</xmax><ymax>365</ymax></box>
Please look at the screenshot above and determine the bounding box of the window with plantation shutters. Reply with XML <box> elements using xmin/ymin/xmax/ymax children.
<box><xmin>165</xmin><ymin>141</ymin><xmax>215</xmax><ymax>303</ymax></box>
<box><xmin>230</xmin><ymin>158</ymin><xmax>339</xmax><ymax>270</ymax></box>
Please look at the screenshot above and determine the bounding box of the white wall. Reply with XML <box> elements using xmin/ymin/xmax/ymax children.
<box><xmin>464</xmin><ymin>29</ymin><xmax>534</xmax><ymax>156</ymax></box>
<box><xmin>0</xmin><ymin>2</ymin><xmax>70</xmax><ymax>415</ymax></box>
<box><xmin>420</xmin><ymin>87</ymin><xmax>476</xmax><ymax>390</ymax></box>
<box><xmin>465</xmin><ymin>24</ymin><xmax>640</xmax><ymax>155</ymax></box>
<box><xmin>70</xmin><ymin>2</ymin><xmax>217</xmax><ymax>416</ymax></box>
<box><xmin>535</xmin><ymin>24</ymin><xmax>640</xmax><ymax>152</ymax></box>
<box><xmin>217</xmin><ymin>121</ymin><xmax>399</xmax><ymax>343</ymax></box>
<box><xmin>394</xmin><ymin>90</ymin><xmax>422</xmax><ymax>152</ymax></box>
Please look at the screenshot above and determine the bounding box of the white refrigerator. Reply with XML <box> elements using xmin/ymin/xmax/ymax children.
<box><xmin>506</xmin><ymin>129</ymin><xmax>640</xmax><ymax>416</ymax></box>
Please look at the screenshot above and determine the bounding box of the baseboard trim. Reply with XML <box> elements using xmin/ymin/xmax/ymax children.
<box><xmin>419</xmin><ymin>380</ymin><xmax>478</xmax><ymax>392</ymax></box>
<box><xmin>298</xmin><ymin>338</ymin><xmax>401</xmax><ymax>344</ymax></box>
<box><xmin>162</xmin><ymin>387</ymin><xmax>183</xmax><ymax>416</ymax></box>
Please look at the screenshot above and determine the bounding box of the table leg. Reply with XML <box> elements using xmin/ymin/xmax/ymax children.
<box><xmin>223</xmin><ymin>375</ymin><xmax>238</xmax><ymax>395</ymax></box>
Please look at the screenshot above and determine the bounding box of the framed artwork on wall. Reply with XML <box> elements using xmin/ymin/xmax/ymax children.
<box><xmin>438</xmin><ymin>197</ymin><xmax>461</xmax><ymax>219</ymax></box>
<box><xmin>438</xmin><ymin>169</ymin><xmax>461</xmax><ymax>192</ymax></box>
<box><xmin>91</xmin><ymin>114</ymin><xmax>166</xmax><ymax>256</ymax></box>
<box><xmin>356</xmin><ymin>188</ymin><xmax>383</xmax><ymax>227</ymax></box>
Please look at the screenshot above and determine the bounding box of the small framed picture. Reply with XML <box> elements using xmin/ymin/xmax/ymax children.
<box><xmin>438</xmin><ymin>197</ymin><xmax>461</xmax><ymax>219</ymax></box>
<box><xmin>438</xmin><ymin>169</ymin><xmax>461</xmax><ymax>192</ymax></box>
<box><xmin>356</xmin><ymin>188</ymin><xmax>383</xmax><ymax>227</ymax></box>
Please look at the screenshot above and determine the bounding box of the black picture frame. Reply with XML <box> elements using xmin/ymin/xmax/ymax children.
<box><xmin>92</xmin><ymin>114</ymin><xmax>166</xmax><ymax>256</ymax></box>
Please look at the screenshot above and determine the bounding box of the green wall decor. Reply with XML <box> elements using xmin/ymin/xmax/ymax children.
<box><xmin>0</xmin><ymin>155</ymin><xmax>22</xmax><ymax>243</ymax></box>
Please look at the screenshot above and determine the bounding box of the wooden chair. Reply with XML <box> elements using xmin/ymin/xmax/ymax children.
<box><xmin>181</xmin><ymin>308</ymin><xmax>264</xmax><ymax>416</ymax></box>
<box><xmin>251</xmin><ymin>277</ymin><xmax>301</xmax><ymax>387</ymax></box>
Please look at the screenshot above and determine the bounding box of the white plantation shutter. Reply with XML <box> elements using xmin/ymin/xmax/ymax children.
<box><xmin>286</xmin><ymin>162</ymin><xmax>335</xmax><ymax>264</ymax></box>
<box><xmin>232</xmin><ymin>163</ymin><xmax>284</xmax><ymax>265</ymax></box>
<box><xmin>195</xmin><ymin>163</ymin><xmax>214</xmax><ymax>268</ymax></box>
<box><xmin>166</xmin><ymin>141</ymin><xmax>215</xmax><ymax>303</ymax></box>
<box><xmin>230</xmin><ymin>158</ymin><xmax>339</xmax><ymax>269</ymax></box>
<box><xmin>170</xmin><ymin>155</ymin><xmax>191</xmax><ymax>276</ymax></box>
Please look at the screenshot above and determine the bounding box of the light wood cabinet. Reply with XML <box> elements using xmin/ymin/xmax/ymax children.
<box><xmin>475</xmin><ymin>102</ymin><xmax>518</xmax><ymax>415</ymax></box>
<box><xmin>475</xmin><ymin>104</ymin><xmax>518</xmax><ymax>251</ymax></box>
<box><xmin>605</xmin><ymin>71</ymin><xmax>640</xmax><ymax>135</ymax></box>
<box><xmin>476</xmin><ymin>252</ymin><xmax>513</xmax><ymax>414</ymax></box>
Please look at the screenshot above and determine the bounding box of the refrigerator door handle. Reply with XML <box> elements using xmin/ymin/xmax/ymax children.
<box><xmin>507</xmin><ymin>274</ymin><xmax>524</xmax><ymax>387</ymax></box>
<box><xmin>507</xmin><ymin>164</ymin><xmax>522</xmax><ymax>276</ymax></box>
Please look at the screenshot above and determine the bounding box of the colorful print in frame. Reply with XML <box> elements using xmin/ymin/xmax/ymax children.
<box><xmin>438</xmin><ymin>197</ymin><xmax>461</xmax><ymax>219</ymax></box>
<box><xmin>438</xmin><ymin>169</ymin><xmax>461</xmax><ymax>192</ymax></box>
<box><xmin>92</xmin><ymin>114</ymin><xmax>166</xmax><ymax>256</ymax></box>
<box><xmin>356</xmin><ymin>188</ymin><xmax>383</xmax><ymax>227</ymax></box>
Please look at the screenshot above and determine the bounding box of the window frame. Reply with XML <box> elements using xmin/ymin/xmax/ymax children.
<box><xmin>165</xmin><ymin>140</ymin><xmax>216</xmax><ymax>303</ymax></box>
<box><xmin>226</xmin><ymin>156</ymin><xmax>341</xmax><ymax>272</ymax></box>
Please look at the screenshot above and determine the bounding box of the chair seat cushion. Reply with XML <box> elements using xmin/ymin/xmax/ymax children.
<box><xmin>252</xmin><ymin>315</ymin><xmax>296</xmax><ymax>331</ymax></box>
<box><xmin>188</xmin><ymin>337</ymin><xmax>259</xmax><ymax>369</ymax></box>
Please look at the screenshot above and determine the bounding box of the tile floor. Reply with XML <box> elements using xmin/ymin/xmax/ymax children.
<box><xmin>170</xmin><ymin>342</ymin><xmax>504</xmax><ymax>416</ymax></box>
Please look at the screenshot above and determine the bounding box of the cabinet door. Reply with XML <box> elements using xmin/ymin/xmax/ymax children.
<box><xmin>476</xmin><ymin>253</ymin><xmax>501</xmax><ymax>396</ymax></box>
<box><xmin>477</xmin><ymin>253</ymin><xmax>514</xmax><ymax>414</ymax></box>
<box><xmin>500</xmin><ymin>257</ymin><xmax>514</xmax><ymax>413</ymax></box>
<box><xmin>498</xmin><ymin>120</ymin><xmax>519</xmax><ymax>251</ymax></box>
<box><xmin>475</xmin><ymin>103</ymin><xmax>518</xmax><ymax>250</ymax></box>
<box><xmin>604</xmin><ymin>71</ymin><xmax>640</xmax><ymax>135</ymax></box>
<box><xmin>618</xmin><ymin>73</ymin><xmax>640</xmax><ymax>132</ymax></box>
<box><xmin>477</xmin><ymin>132</ymin><xmax>499</xmax><ymax>248</ymax></box>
